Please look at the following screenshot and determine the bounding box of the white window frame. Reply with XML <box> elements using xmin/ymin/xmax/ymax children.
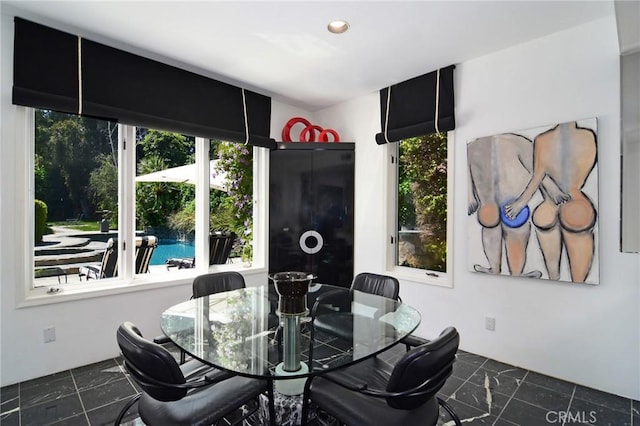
<box><xmin>18</xmin><ymin>107</ymin><xmax>268</xmax><ymax>307</ymax></box>
<box><xmin>383</xmin><ymin>131</ymin><xmax>455</xmax><ymax>288</ymax></box>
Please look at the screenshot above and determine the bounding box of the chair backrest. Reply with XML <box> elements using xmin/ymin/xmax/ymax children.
<box><xmin>99</xmin><ymin>238</ymin><xmax>119</xmax><ymax>278</ymax></box>
<box><xmin>385</xmin><ymin>327</ymin><xmax>459</xmax><ymax>410</ymax></box>
<box><xmin>116</xmin><ymin>321</ymin><xmax>187</xmax><ymax>402</ymax></box>
<box><xmin>209</xmin><ymin>232</ymin><xmax>236</xmax><ymax>265</ymax></box>
<box><xmin>351</xmin><ymin>272</ymin><xmax>400</xmax><ymax>300</ymax></box>
<box><xmin>135</xmin><ymin>236</ymin><xmax>158</xmax><ymax>274</ymax></box>
<box><xmin>192</xmin><ymin>271</ymin><xmax>246</xmax><ymax>298</ymax></box>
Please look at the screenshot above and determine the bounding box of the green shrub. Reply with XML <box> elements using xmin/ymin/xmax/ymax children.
<box><xmin>34</xmin><ymin>199</ymin><xmax>48</xmax><ymax>244</ymax></box>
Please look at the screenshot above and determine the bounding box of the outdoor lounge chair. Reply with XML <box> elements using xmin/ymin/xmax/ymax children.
<box><xmin>166</xmin><ymin>232</ymin><xmax>236</xmax><ymax>269</ymax></box>
<box><xmin>79</xmin><ymin>236</ymin><xmax>158</xmax><ymax>280</ymax></box>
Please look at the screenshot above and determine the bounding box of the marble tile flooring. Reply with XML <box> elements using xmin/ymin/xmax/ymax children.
<box><xmin>1</xmin><ymin>343</ymin><xmax>638</xmax><ymax>425</ymax></box>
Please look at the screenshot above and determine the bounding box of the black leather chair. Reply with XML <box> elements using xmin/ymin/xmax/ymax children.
<box><xmin>192</xmin><ymin>271</ymin><xmax>245</xmax><ymax>298</ymax></box>
<box><xmin>154</xmin><ymin>271</ymin><xmax>246</xmax><ymax>363</ymax></box>
<box><xmin>116</xmin><ymin>321</ymin><xmax>274</xmax><ymax>426</ymax></box>
<box><xmin>301</xmin><ymin>327</ymin><xmax>461</xmax><ymax>426</ymax></box>
<box><xmin>351</xmin><ymin>272</ymin><xmax>400</xmax><ymax>299</ymax></box>
<box><xmin>311</xmin><ymin>272</ymin><xmax>426</xmax><ymax>350</ymax></box>
<box><xmin>311</xmin><ymin>272</ymin><xmax>399</xmax><ymax>319</ymax></box>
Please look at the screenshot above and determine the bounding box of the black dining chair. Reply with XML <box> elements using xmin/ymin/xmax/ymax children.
<box><xmin>311</xmin><ymin>272</ymin><xmax>426</xmax><ymax>350</ymax></box>
<box><xmin>311</xmin><ymin>272</ymin><xmax>399</xmax><ymax>325</ymax></box>
<box><xmin>301</xmin><ymin>327</ymin><xmax>461</xmax><ymax>426</ymax></box>
<box><xmin>154</xmin><ymin>271</ymin><xmax>247</xmax><ymax>364</ymax></box>
<box><xmin>116</xmin><ymin>321</ymin><xmax>273</xmax><ymax>426</ymax></box>
<box><xmin>192</xmin><ymin>270</ymin><xmax>246</xmax><ymax>298</ymax></box>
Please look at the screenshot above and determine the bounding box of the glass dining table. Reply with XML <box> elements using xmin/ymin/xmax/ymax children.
<box><xmin>159</xmin><ymin>283</ymin><xmax>421</xmax><ymax>425</ymax></box>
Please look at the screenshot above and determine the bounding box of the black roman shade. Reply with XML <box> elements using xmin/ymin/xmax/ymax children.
<box><xmin>375</xmin><ymin>65</ymin><xmax>455</xmax><ymax>145</ymax></box>
<box><xmin>13</xmin><ymin>18</ymin><xmax>79</xmax><ymax>114</ymax></box>
<box><xmin>12</xmin><ymin>18</ymin><xmax>276</xmax><ymax>149</ymax></box>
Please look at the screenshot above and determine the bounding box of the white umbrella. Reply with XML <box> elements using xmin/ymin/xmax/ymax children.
<box><xmin>135</xmin><ymin>159</ymin><xmax>228</xmax><ymax>192</ymax></box>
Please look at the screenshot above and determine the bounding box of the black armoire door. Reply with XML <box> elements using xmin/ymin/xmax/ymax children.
<box><xmin>269</xmin><ymin>143</ymin><xmax>354</xmax><ymax>287</ymax></box>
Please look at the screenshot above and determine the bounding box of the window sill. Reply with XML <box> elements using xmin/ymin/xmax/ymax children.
<box><xmin>387</xmin><ymin>266</ymin><xmax>452</xmax><ymax>288</ymax></box>
<box><xmin>19</xmin><ymin>263</ymin><xmax>268</xmax><ymax>308</ymax></box>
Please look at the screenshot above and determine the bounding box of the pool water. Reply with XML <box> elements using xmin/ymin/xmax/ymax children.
<box><xmin>150</xmin><ymin>240</ymin><xmax>195</xmax><ymax>266</ymax></box>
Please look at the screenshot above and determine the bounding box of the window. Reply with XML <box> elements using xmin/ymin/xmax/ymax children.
<box><xmin>134</xmin><ymin>128</ymin><xmax>199</xmax><ymax>276</ymax></box>
<box><xmin>29</xmin><ymin>107</ymin><xmax>264</xmax><ymax>296</ymax></box>
<box><xmin>33</xmin><ymin>109</ymin><xmax>119</xmax><ymax>286</ymax></box>
<box><xmin>387</xmin><ymin>132</ymin><xmax>453</xmax><ymax>287</ymax></box>
<box><xmin>13</xmin><ymin>18</ymin><xmax>273</xmax><ymax>300</ymax></box>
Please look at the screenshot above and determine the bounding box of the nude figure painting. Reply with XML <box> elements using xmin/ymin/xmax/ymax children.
<box><xmin>467</xmin><ymin>118</ymin><xmax>599</xmax><ymax>284</ymax></box>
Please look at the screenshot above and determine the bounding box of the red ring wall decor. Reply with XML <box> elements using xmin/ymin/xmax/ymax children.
<box><xmin>300</xmin><ymin>125</ymin><xmax>323</xmax><ymax>142</ymax></box>
<box><xmin>282</xmin><ymin>117</ymin><xmax>340</xmax><ymax>143</ymax></box>
<box><xmin>282</xmin><ymin>117</ymin><xmax>312</xmax><ymax>142</ymax></box>
<box><xmin>318</xmin><ymin>129</ymin><xmax>340</xmax><ymax>143</ymax></box>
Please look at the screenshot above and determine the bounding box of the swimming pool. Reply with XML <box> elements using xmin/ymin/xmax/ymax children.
<box><xmin>150</xmin><ymin>239</ymin><xmax>195</xmax><ymax>266</ymax></box>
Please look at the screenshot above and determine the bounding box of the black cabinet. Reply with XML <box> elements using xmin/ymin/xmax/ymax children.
<box><xmin>269</xmin><ymin>143</ymin><xmax>354</xmax><ymax>287</ymax></box>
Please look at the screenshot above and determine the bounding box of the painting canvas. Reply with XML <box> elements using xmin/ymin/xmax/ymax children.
<box><xmin>467</xmin><ymin>118</ymin><xmax>599</xmax><ymax>284</ymax></box>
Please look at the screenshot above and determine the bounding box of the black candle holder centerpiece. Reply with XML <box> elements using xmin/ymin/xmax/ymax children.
<box><xmin>268</xmin><ymin>271</ymin><xmax>316</xmax><ymax>395</ymax></box>
<box><xmin>269</xmin><ymin>271</ymin><xmax>315</xmax><ymax>316</ymax></box>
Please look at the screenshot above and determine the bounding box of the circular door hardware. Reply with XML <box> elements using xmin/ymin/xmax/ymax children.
<box><xmin>299</xmin><ymin>230</ymin><xmax>323</xmax><ymax>254</ymax></box>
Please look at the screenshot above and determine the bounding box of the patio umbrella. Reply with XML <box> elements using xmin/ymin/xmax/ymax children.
<box><xmin>135</xmin><ymin>159</ymin><xmax>228</xmax><ymax>192</ymax></box>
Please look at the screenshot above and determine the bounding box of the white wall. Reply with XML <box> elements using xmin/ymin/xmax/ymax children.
<box><xmin>316</xmin><ymin>16</ymin><xmax>640</xmax><ymax>400</ymax></box>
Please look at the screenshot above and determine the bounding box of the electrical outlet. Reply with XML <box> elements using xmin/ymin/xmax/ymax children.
<box><xmin>485</xmin><ymin>317</ymin><xmax>496</xmax><ymax>331</ymax></box>
<box><xmin>43</xmin><ymin>326</ymin><xmax>56</xmax><ymax>343</ymax></box>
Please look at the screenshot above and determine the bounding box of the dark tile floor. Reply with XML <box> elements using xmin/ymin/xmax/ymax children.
<box><xmin>1</xmin><ymin>343</ymin><xmax>638</xmax><ymax>426</ymax></box>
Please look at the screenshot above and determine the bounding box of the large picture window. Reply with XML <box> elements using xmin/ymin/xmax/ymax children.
<box><xmin>31</xmin><ymin>108</ymin><xmax>260</xmax><ymax>291</ymax></box>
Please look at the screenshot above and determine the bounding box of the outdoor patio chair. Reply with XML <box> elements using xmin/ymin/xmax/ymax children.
<box><xmin>134</xmin><ymin>235</ymin><xmax>158</xmax><ymax>275</ymax></box>
<box><xmin>166</xmin><ymin>232</ymin><xmax>236</xmax><ymax>269</ymax></box>
<box><xmin>79</xmin><ymin>236</ymin><xmax>158</xmax><ymax>280</ymax></box>
<box><xmin>79</xmin><ymin>237</ymin><xmax>118</xmax><ymax>280</ymax></box>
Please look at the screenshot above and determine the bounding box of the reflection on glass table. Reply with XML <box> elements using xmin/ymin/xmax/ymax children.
<box><xmin>160</xmin><ymin>284</ymin><xmax>421</xmax><ymax>380</ymax></box>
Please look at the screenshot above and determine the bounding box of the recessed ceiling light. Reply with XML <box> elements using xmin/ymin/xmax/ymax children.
<box><xmin>327</xmin><ymin>20</ymin><xmax>349</xmax><ymax>34</ymax></box>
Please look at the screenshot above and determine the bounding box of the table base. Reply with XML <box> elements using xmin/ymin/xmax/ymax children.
<box><xmin>275</xmin><ymin>362</ymin><xmax>309</xmax><ymax>395</ymax></box>
<box><xmin>252</xmin><ymin>391</ymin><xmax>316</xmax><ymax>426</ymax></box>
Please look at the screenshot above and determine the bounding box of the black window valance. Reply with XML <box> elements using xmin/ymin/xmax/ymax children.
<box><xmin>13</xmin><ymin>17</ymin><xmax>79</xmax><ymax>114</ymax></box>
<box><xmin>12</xmin><ymin>18</ymin><xmax>276</xmax><ymax>149</ymax></box>
<box><xmin>375</xmin><ymin>65</ymin><xmax>455</xmax><ymax>145</ymax></box>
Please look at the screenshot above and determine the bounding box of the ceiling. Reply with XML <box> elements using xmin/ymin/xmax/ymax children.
<box><xmin>2</xmin><ymin>1</ymin><xmax>615</xmax><ymax>111</ymax></box>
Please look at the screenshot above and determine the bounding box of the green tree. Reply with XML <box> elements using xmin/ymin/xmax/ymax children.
<box><xmin>35</xmin><ymin>110</ymin><xmax>117</xmax><ymax>220</ymax></box>
<box><xmin>89</xmin><ymin>154</ymin><xmax>119</xmax><ymax>224</ymax></box>
<box><xmin>136</xmin><ymin>154</ymin><xmax>184</xmax><ymax>228</ymax></box>
<box><xmin>168</xmin><ymin>199</ymin><xmax>196</xmax><ymax>234</ymax></box>
<box><xmin>134</xmin><ymin>130</ymin><xmax>198</xmax><ymax>228</ymax></box>
<box><xmin>49</xmin><ymin>117</ymin><xmax>94</xmax><ymax>215</ymax></box>
<box><xmin>137</xmin><ymin>129</ymin><xmax>193</xmax><ymax>167</ymax></box>
<box><xmin>399</xmin><ymin>133</ymin><xmax>448</xmax><ymax>271</ymax></box>
<box><xmin>35</xmin><ymin>110</ymin><xmax>71</xmax><ymax>220</ymax></box>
